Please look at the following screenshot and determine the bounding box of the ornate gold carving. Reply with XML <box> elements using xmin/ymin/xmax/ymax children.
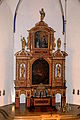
<box><xmin>27</xmin><ymin>61</ymin><xmax>31</xmax><ymax>86</ymax></box>
<box><xmin>50</xmin><ymin>44</ymin><xmax>52</xmax><ymax>50</ymax></box>
<box><xmin>20</xmin><ymin>90</ymin><xmax>26</xmax><ymax>95</ymax></box>
<box><xmin>14</xmin><ymin>10</ymin><xmax>68</xmax><ymax>108</ymax></box>
<box><xmin>27</xmin><ymin>90</ymin><xmax>31</xmax><ymax>98</ymax></box>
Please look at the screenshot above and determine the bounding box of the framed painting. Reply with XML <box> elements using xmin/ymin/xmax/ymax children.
<box><xmin>34</xmin><ymin>31</ymin><xmax>48</xmax><ymax>48</ymax></box>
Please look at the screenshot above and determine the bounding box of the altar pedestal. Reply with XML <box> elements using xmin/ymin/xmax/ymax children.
<box><xmin>62</xmin><ymin>96</ymin><xmax>66</xmax><ymax>106</ymax></box>
<box><xmin>26</xmin><ymin>98</ymin><xmax>30</xmax><ymax>107</ymax></box>
<box><xmin>34</xmin><ymin>98</ymin><xmax>51</xmax><ymax>106</ymax></box>
<box><xmin>15</xmin><ymin>98</ymin><xmax>20</xmax><ymax>108</ymax></box>
<box><xmin>52</xmin><ymin>97</ymin><xmax>55</xmax><ymax>106</ymax></box>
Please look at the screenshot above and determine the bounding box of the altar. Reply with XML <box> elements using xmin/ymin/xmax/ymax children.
<box><xmin>33</xmin><ymin>98</ymin><xmax>51</xmax><ymax>106</ymax></box>
<box><xmin>14</xmin><ymin>8</ymin><xmax>68</xmax><ymax>108</ymax></box>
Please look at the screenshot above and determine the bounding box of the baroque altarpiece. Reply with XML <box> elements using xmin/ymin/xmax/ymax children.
<box><xmin>14</xmin><ymin>9</ymin><xmax>68</xmax><ymax>108</ymax></box>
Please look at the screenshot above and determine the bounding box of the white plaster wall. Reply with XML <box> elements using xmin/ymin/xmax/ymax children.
<box><xmin>6</xmin><ymin>0</ymin><xmax>19</xmax><ymax>19</ymax></box>
<box><xmin>0</xmin><ymin>1</ymin><xmax>14</xmax><ymax>106</ymax></box>
<box><xmin>66</xmin><ymin>0</ymin><xmax>80</xmax><ymax>105</ymax></box>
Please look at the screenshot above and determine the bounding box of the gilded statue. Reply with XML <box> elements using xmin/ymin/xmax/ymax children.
<box><xmin>21</xmin><ymin>37</ymin><xmax>26</xmax><ymax>50</ymax></box>
<box><xmin>39</xmin><ymin>8</ymin><xmax>45</xmax><ymax>21</ymax></box>
<box><xmin>57</xmin><ymin>38</ymin><xmax>61</xmax><ymax>49</ymax></box>
<box><xmin>21</xmin><ymin>64</ymin><xmax>25</xmax><ymax>78</ymax></box>
<box><xmin>57</xmin><ymin>64</ymin><xmax>60</xmax><ymax>77</ymax></box>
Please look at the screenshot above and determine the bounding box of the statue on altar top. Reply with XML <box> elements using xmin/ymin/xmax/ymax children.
<box><xmin>39</xmin><ymin>8</ymin><xmax>45</xmax><ymax>21</ymax></box>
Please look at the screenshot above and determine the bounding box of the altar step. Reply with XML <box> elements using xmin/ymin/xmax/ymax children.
<box><xmin>32</xmin><ymin>106</ymin><xmax>57</xmax><ymax>112</ymax></box>
<box><xmin>14</xmin><ymin>114</ymin><xmax>80</xmax><ymax>120</ymax></box>
<box><xmin>14</xmin><ymin>116</ymin><xmax>41</xmax><ymax>120</ymax></box>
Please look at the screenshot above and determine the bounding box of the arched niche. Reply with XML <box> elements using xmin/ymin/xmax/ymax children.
<box><xmin>32</xmin><ymin>59</ymin><xmax>49</xmax><ymax>84</ymax></box>
<box><xmin>55</xmin><ymin>93</ymin><xmax>62</xmax><ymax>109</ymax></box>
<box><xmin>55</xmin><ymin>64</ymin><xmax>61</xmax><ymax>78</ymax></box>
<box><xmin>20</xmin><ymin>94</ymin><xmax>26</xmax><ymax>103</ymax></box>
<box><xmin>20</xmin><ymin>63</ymin><xmax>26</xmax><ymax>78</ymax></box>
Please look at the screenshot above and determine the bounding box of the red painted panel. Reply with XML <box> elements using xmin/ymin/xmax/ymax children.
<box><xmin>15</xmin><ymin>98</ymin><xmax>20</xmax><ymax>108</ymax></box>
<box><xmin>27</xmin><ymin>98</ymin><xmax>30</xmax><ymax>107</ymax></box>
<box><xmin>52</xmin><ymin>97</ymin><xmax>55</xmax><ymax>106</ymax></box>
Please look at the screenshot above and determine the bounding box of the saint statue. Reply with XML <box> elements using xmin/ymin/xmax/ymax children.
<box><xmin>57</xmin><ymin>38</ymin><xmax>61</xmax><ymax>49</ymax></box>
<box><xmin>21</xmin><ymin>37</ymin><xmax>26</xmax><ymax>50</ymax></box>
<box><xmin>39</xmin><ymin>8</ymin><xmax>45</xmax><ymax>21</ymax></box>
<box><xmin>21</xmin><ymin>64</ymin><xmax>25</xmax><ymax>78</ymax></box>
<box><xmin>57</xmin><ymin>64</ymin><xmax>60</xmax><ymax>77</ymax></box>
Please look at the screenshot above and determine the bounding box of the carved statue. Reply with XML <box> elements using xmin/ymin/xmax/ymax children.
<box><xmin>57</xmin><ymin>38</ymin><xmax>61</xmax><ymax>49</ymax></box>
<box><xmin>39</xmin><ymin>8</ymin><xmax>45</xmax><ymax>21</ymax></box>
<box><xmin>57</xmin><ymin>64</ymin><xmax>60</xmax><ymax>77</ymax></box>
<box><xmin>21</xmin><ymin>37</ymin><xmax>26</xmax><ymax>50</ymax></box>
<box><xmin>21</xmin><ymin>64</ymin><xmax>25</xmax><ymax>78</ymax></box>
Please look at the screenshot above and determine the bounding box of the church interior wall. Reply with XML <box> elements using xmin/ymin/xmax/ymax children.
<box><xmin>66</xmin><ymin>0</ymin><xmax>80</xmax><ymax>105</ymax></box>
<box><xmin>0</xmin><ymin>0</ymin><xmax>80</xmax><ymax>106</ymax></box>
<box><xmin>0</xmin><ymin>1</ymin><xmax>14</xmax><ymax>106</ymax></box>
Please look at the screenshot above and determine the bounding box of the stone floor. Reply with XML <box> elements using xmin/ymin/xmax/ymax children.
<box><xmin>0</xmin><ymin>103</ymin><xmax>80</xmax><ymax>120</ymax></box>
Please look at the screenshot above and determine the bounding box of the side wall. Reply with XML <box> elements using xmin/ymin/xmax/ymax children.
<box><xmin>0</xmin><ymin>2</ymin><xmax>14</xmax><ymax>106</ymax></box>
<box><xmin>66</xmin><ymin>0</ymin><xmax>80</xmax><ymax>105</ymax></box>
